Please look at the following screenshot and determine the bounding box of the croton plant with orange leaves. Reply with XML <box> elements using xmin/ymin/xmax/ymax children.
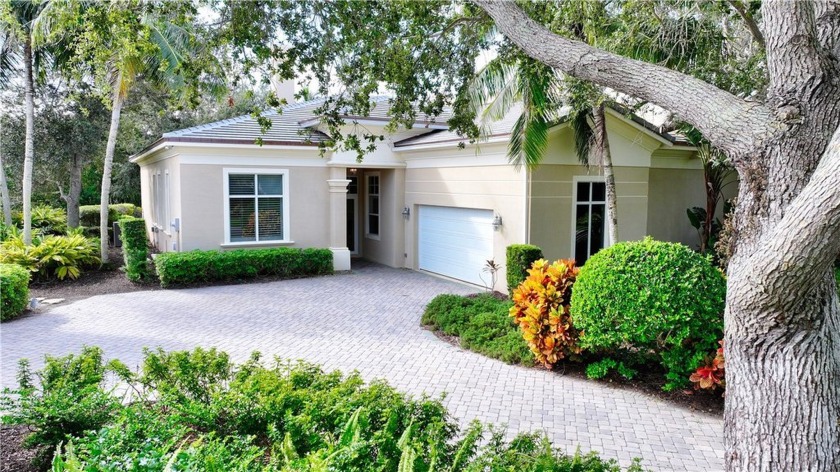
<box><xmin>509</xmin><ymin>259</ymin><xmax>580</xmax><ymax>367</ymax></box>
<box><xmin>690</xmin><ymin>340</ymin><xmax>725</xmax><ymax>391</ymax></box>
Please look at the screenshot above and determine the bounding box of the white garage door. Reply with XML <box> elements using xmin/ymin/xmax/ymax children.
<box><xmin>418</xmin><ymin>205</ymin><xmax>494</xmax><ymax>285</ymax></box>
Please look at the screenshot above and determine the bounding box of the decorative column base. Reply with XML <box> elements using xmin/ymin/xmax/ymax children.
<box><xmin>330</xmin><ymin>247</ymin><xmax>352</xmax><ymax>271</ymax></box>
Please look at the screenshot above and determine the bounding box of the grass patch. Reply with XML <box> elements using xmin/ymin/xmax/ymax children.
<box><xmin>422</xmin><ymin>293</ymin><xmax>534</xmax><ymax>367</ymax></box>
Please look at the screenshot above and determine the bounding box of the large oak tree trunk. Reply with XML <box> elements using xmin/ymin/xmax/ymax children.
<box><xmin>100</xmin><ymin>84</ymin><xmax>124</xmax><ymax>264</ymax></box>
<box><xmin>21</xmin><ymin>37</ymin><xmax>35</xmax><ymax>244</ymax></box>
<box><xmin>592</xmin><ymin>105</ymin><xmax>618</xmax><ymax>244</ymax></box>
<box><xmin>474</xmin><ymin>1</ymin><xmax>840</xmax><ymax>470</ymax></box>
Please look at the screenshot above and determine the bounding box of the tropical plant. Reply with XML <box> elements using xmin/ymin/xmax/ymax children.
<box><xmin>509</xmin><ymin>259</ymin><xmax>580</xmax><ymax>367</ymax></box>
<box><xmin>690</xmin><ymin>340</ymin><xmax>725</xmax><ymax>392</ymax></box>
<box><xmin>0</xmin><ymin>233</ymin><xmax>100</xmax><ymax>280</ymax></box>
<box><xmin>0</xmin><ymin>263</ymin><xmax>30</xmax><ymax>321</ymax></box>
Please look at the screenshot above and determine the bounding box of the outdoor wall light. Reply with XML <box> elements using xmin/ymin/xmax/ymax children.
<box><xmin>349</xmin><ymin>168</ymin><xmax>358</xmax><ymax>174</ymax></box>
<box><xmin>492</xmin><ymin>215</ymin><xmax>503</xmax><ymax>230</ymax></box>
<box><xmin>402</xmin><ymin>207</ymin><xmax>410</xmax><ymax>219</ymax></box>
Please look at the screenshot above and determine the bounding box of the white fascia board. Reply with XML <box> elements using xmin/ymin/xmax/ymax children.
<box><xmin>299</xmin><ymin>116</ymin><xmax>449</xmax><ymax>130</ymax></box>
<box><xmin>393</xmin><ymin>134</ymin><xmax>510</xmax><ymax>152</ymax></box>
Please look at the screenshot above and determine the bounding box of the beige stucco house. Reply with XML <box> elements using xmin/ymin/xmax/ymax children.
<box><xmin>130</xmin><ymin>96</ymin><xmax>711</xmax><ymax>292</ymax></box>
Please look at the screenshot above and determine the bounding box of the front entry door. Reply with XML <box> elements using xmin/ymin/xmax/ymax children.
<box><xmin>347</xmin><ymin>194</ymin><xmax>358</xmax><ymax>255</ymax></box>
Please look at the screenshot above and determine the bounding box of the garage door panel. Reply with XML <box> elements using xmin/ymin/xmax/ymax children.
<box><xmin>418</xmin><ymin>206</ymin><xmax>494</xmax><ymax>286</ymax></box>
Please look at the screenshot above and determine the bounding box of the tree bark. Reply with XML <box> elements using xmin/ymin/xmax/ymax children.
<box><xmin>0</xmin><ymin>150</ymin><xmax>12</xmax><ymax>226</ymax></box>
<box><xmin>474</xmin><ymin>2</ymin><xmax>840</xmax><ymax>471</ymax></box>
<box><xmin>592</xmin><ymin>105</ymin><xmax>618</xmax><ymax>244</ymax></box>
<box><xmin>63</xmin><ymin>154</ymin><xmax>83</xmax><ymax>228</ymax></box>
<box><xmin>100</xmin><ymin>81</ymin><xmax>124</xmax><ymax>263</ymax></box>
<box><xmin>22</xmin><ymin>36</ymin><xmax>35</xmax><ymax>244</ymax></box>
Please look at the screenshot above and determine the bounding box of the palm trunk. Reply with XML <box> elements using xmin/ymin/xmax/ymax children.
<box><xmin>22</xmin><ymin>37</ymin><xmax>35</xmax><ymax>244</ymax></box>
<box><xmin>64</xmin><ymin>154</ymin><xmax>83</xmax><ymax>228</ymax></box>
<box><xmin>0</xmin><ymin>151</ymin><xmax>12</xmax><ymax>227</ymax></box>
<box><xmin>593</xmin><ymin>105</ymin><xmax>618</xmax><ymax>244</ymax></box>
<box><xmin>100</xmin><ymin>82</ymin><xmax>124</xmax><ymax>263</ymax></box>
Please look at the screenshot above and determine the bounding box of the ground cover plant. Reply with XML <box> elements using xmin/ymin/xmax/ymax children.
<box><xmin>422</xmin><ymin>293</ymin><xmax>534</xmax><ymax>366</ymax></box>
<box><xmin>0</xmin><ymin>263</ymin><xmax>30</xmax><ymax>321</ymax></box>
<box><xmin>154</xmin><ymin>247</ymin><xmax>333</xmax><ymax>287</ymax></box>
<box><xmin>1</xmin><ymin>347</ymin><xmax>645</xmax><ymax>471</ymax></box>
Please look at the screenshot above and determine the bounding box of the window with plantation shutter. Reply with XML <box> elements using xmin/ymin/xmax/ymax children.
<box><xmin>224</xmin><ymin>169</ymin><xmax>289</xmax><ymax>244</ymax></box>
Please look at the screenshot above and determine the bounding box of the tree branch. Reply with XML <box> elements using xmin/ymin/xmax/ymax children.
<box><xmin>738</xmin><ymin>123</ymin><xmax>840</xmax><ymax>311</ymax></box>
<box><xmin>473</xmin><ymin>0</ymin><xmax>775</xmax><ymax>160</ymax></box>
<box><xmin>814</xmin><ymin>0</ymin><xmax>840</xmax><ymax>59</ymax></box>
<box><xmin>727</xmin><ymin>0</ymin><xmax>765</xmax><ymax>49</ymax></box>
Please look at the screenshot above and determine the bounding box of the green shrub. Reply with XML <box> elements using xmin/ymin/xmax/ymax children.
<box><xmin>506</xmin><ymin>244</ymin><xmax>543</xmax><ymax>294</ymax></box>
<box><xmin>12</xmin><ymin>205</ymin><xmax>67</xmax><ymax>235</ymax></box>
<box><xmin>423</xmin><ymin>293</ymin><xmax>534</xmax><ymax>366</ymax></box>
<box><xmin>0</xmin><ymin>263</ymin><xmax>30</xmax><ymax>321</ymax></box>
<box><xmin>0</xmin><ymin>233</ymin><xmax>101</xmax><ymax>280</ymax></box>
<box><xmin>3</xmin><ymin>347</ymin><xmax>642</xmax><ymax>471</ymax></box>
<box><xmin>117</xmin><ymin>217</ymin><xmax>149</xmax><ymax>282</ymax></box>
<box><xmin>585</xmin><ymin>358</ymin><xmax>637</xmax><ymax>381</ymax></box>
<box><xmin>79</xmin><ymin>203</ymin><xmax>139</xmax><ymax>227</ymax></box>
<box><xmin>570</xmin><ymin>238</ymin><xmax>726</xmax><ymax>390</ymax></box>
<box><xmin>155</xmin><ymin>247</ymin><xmax>333</xmax><ymax>287</ymax></box>
<box><xmin>0</xmin><ymin>347</ymin><xmax>121</xmax><ymax>467</ymax></box>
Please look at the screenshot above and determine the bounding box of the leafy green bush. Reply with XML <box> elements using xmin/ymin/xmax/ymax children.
<box><xmin>423</xmin><ymin>293</ymin><xmax>534</xmax><ymax>366</ymax></box>
<box><xmin>117</xmin><ymin>217</ymin><xmax>149</xmax><ymax>282</ymax></box>
<box><xmin>0</xmin><ymin>263</ymin><xmax>30</xmax><ymax>321</ymax></box>
<box><xmin>570</xmin><ymin>238</ymin><xmax>726</xmax><ymax>390</ymax></box>
<box><xmin>585</xmin><ymin>358</ymin><xmax>637</xmax><ymax>381</ymax></box>
<box><xmin>79</xmin><ymin>203</ymin><xmax>140</xmax><ymax>227</ymax></box>
<box><xmin>12</xmin><ymin>205</ymin><xmax>67</xmax><ymax>235</ymax></box>
<box><xmin>0</xmin><ymin>347</ymin><xmax>121</xmax><ymax>467</ymax></box>
<box><xmin>3</xmin><ymin>347</ymin><xmax>642</xmax><ymax>471</ymax></box>
<box><xmin>154</xmin><ymin>247</ymin><xmax>333</xmax><ymax>287</ymax></box>
<box><xmin>506</xmin><ymin>244</ymin><xmax>543</xmax><ymax>295</ymax></box>
<box><xmin>0</xmin><ymin>233</ymin><xmax>101</xmax><ymax>280</ymax></box>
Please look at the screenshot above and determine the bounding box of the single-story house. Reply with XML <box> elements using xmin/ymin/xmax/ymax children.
<box><xmin>130</xmin><ymin>94</ymin><xmax>716</xmax><ymax>292</ymax></box>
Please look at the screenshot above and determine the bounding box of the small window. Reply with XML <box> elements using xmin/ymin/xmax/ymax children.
<box><xmin>225</xmin><ymin>170</ymin><xmax>288</xmax><ymax>243</ymax></box>
<box><xmin>574</xmin><ymin>180</ymin><xmax>606</xmax><ymax>266</ymax></box>
<box><xmin>366</xmin><ymin>173</ymin><xmax>380</xmax><ymax>238</ymax></box>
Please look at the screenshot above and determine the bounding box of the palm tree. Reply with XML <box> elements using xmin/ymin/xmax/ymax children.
<box><xmin>468</xmin><ymin>59</ymin><xmax>621</xmax><ymax>246</ymax></box>
<box><xmin>38</xmin><ymin>1</ymin><xmax>218</xmax><ymax>262</ymax></box>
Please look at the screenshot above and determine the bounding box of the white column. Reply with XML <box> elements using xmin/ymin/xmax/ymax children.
<box><xmin>327</xmin><ymin>174</ymin><xmax>352</xmax><ymax>271</ymax></box>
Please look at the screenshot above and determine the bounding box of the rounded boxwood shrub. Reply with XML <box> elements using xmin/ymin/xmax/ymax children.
<box><xmin>570</xmin><ymin>238</ymin><xmax>726</xmax><ymax>390</ymax></box>
<box><xmin>1</xmin><ymin>263</ymin><xmax>30</xmax><ymax>321</ymax></box>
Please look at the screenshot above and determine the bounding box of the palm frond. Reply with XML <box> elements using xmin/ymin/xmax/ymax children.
<box><xmin>0</xmin><ymin>30</ymin><xmax>21</xmax><ymax>87</ymax></box>
<box><xmin>571</xmin><ymin>108</ymin><xmax>594</xmax><ymax>167</ymax></box>
<box><xmin>508</xmin><ymin>112</ymin><xmax>549</xmax><ymax>170</ymax></box>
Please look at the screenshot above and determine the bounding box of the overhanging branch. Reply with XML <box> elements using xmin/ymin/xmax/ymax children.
<box><xmin>473</xmin><ymin>0</ymin><xmax>775</xmax><ymax>159</ymax></box>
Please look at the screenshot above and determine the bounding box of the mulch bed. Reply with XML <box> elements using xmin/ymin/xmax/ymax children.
<box><xmin>425</xmin><ymin>327</ymin><xmax>725</xmax><ymax>417</ymax></box>
<box><xmin>26</xmin><ymin>247</ymin><xmax>159</xmax><ymax>307</ymax></box>
<box><xmin>0</xmin><ymin>425</ymin><xmax>39</xmax><ymax>472</ymax></box>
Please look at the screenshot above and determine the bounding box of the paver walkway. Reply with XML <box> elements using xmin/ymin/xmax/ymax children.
<box><xmin>0</xmin><ymin>263</ymin><xmax>723</xmax><ymax>470</ymax></box>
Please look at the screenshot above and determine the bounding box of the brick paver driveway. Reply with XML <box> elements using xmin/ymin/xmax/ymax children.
<box><xmin>1</xmin><ymin>263</ymin><xmax>723</xmax><ymax>471</ymax></box>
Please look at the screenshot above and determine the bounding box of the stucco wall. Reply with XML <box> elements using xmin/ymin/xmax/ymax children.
<box><xmin>529</xmin><ymin>164</ymin><xmax>650</xmax><ymax>261</ymax></box>
<box><xmin>139</xmin><ymin>155</ymin><xmax>181</xmax><ymax>253</ymax></box>
<box><xmin>402</xmin><ymin>151</ymin><xmax>527</xmax><ymax>291</ymax></box>
<box><xmin>178</xmin><ymin>163</ymin><xmax>331</xmax><ymax>251</ymax></box>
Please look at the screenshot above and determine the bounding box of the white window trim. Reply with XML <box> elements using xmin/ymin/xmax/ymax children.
<box><xmin>365</xmin><ymin>172</ymin><xmax>381</xmax><ymax>240</ymax></box>
<box><xmin>570</xmin><ymin>175</ymin><xmax>611</xmax><ymax>262</ymax></box>
<box><xmin>223</xmin><ymin>168</ymin><xmax>292</xmax><ymax>246</ymax></box>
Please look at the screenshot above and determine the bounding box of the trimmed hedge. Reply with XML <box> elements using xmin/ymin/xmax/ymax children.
<box><xmin>506</xmin><ymin>244</ymin><xmax>543</xmax><ymax>294</ymax></box>
<box><xmin>118</xmin><ymin>218</ymin><xmax>149</xmax><ymax>282</ymax></box>
<box><xmin>79</xmin><ymin>203</ymin><xmax>141</xmax><ymax>228</ymax></box>
<box><xmin>155</xmin><ymin>247</ymin><xmax>333</xmax><ymax>287</ymax></box>
<box><xmin>1</xmin><ymin>263</ymin><xmax>30</xmax><ymax>321</ymax></box>
<box><xmin>570</xmin><ymin>238</ymin><xmax>726</xmax><ymax>390</ymax></box>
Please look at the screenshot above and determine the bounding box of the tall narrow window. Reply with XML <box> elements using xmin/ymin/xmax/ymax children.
<box><xmin>225</xmin><ymin>171</ymin><xmax>287</xmax><ymax>243</ymax></box>
<box><xmin>574</xmin><ymin>180</ymin><xmax>606</xmax><ymax>266</ymax></box>
<box><xmin>366</xmin><ymin>173</ymin><xmax>380</xmax><ymax>238</ymax></box>
<box><xmin>164</xmin><ymin>171</ymin><xmax>171</xmax><ymax>230</ymax></box>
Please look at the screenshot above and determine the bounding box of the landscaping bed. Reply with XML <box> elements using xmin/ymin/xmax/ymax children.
<box><xmin>422</xmin><ymin>291</ymin><xmax>724</xmax><ymax>416</ymax></box>
<box><xmin>0</xmin><ymin>347</ymin><xmax>645</xmax><ymax>472</ymax></box>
